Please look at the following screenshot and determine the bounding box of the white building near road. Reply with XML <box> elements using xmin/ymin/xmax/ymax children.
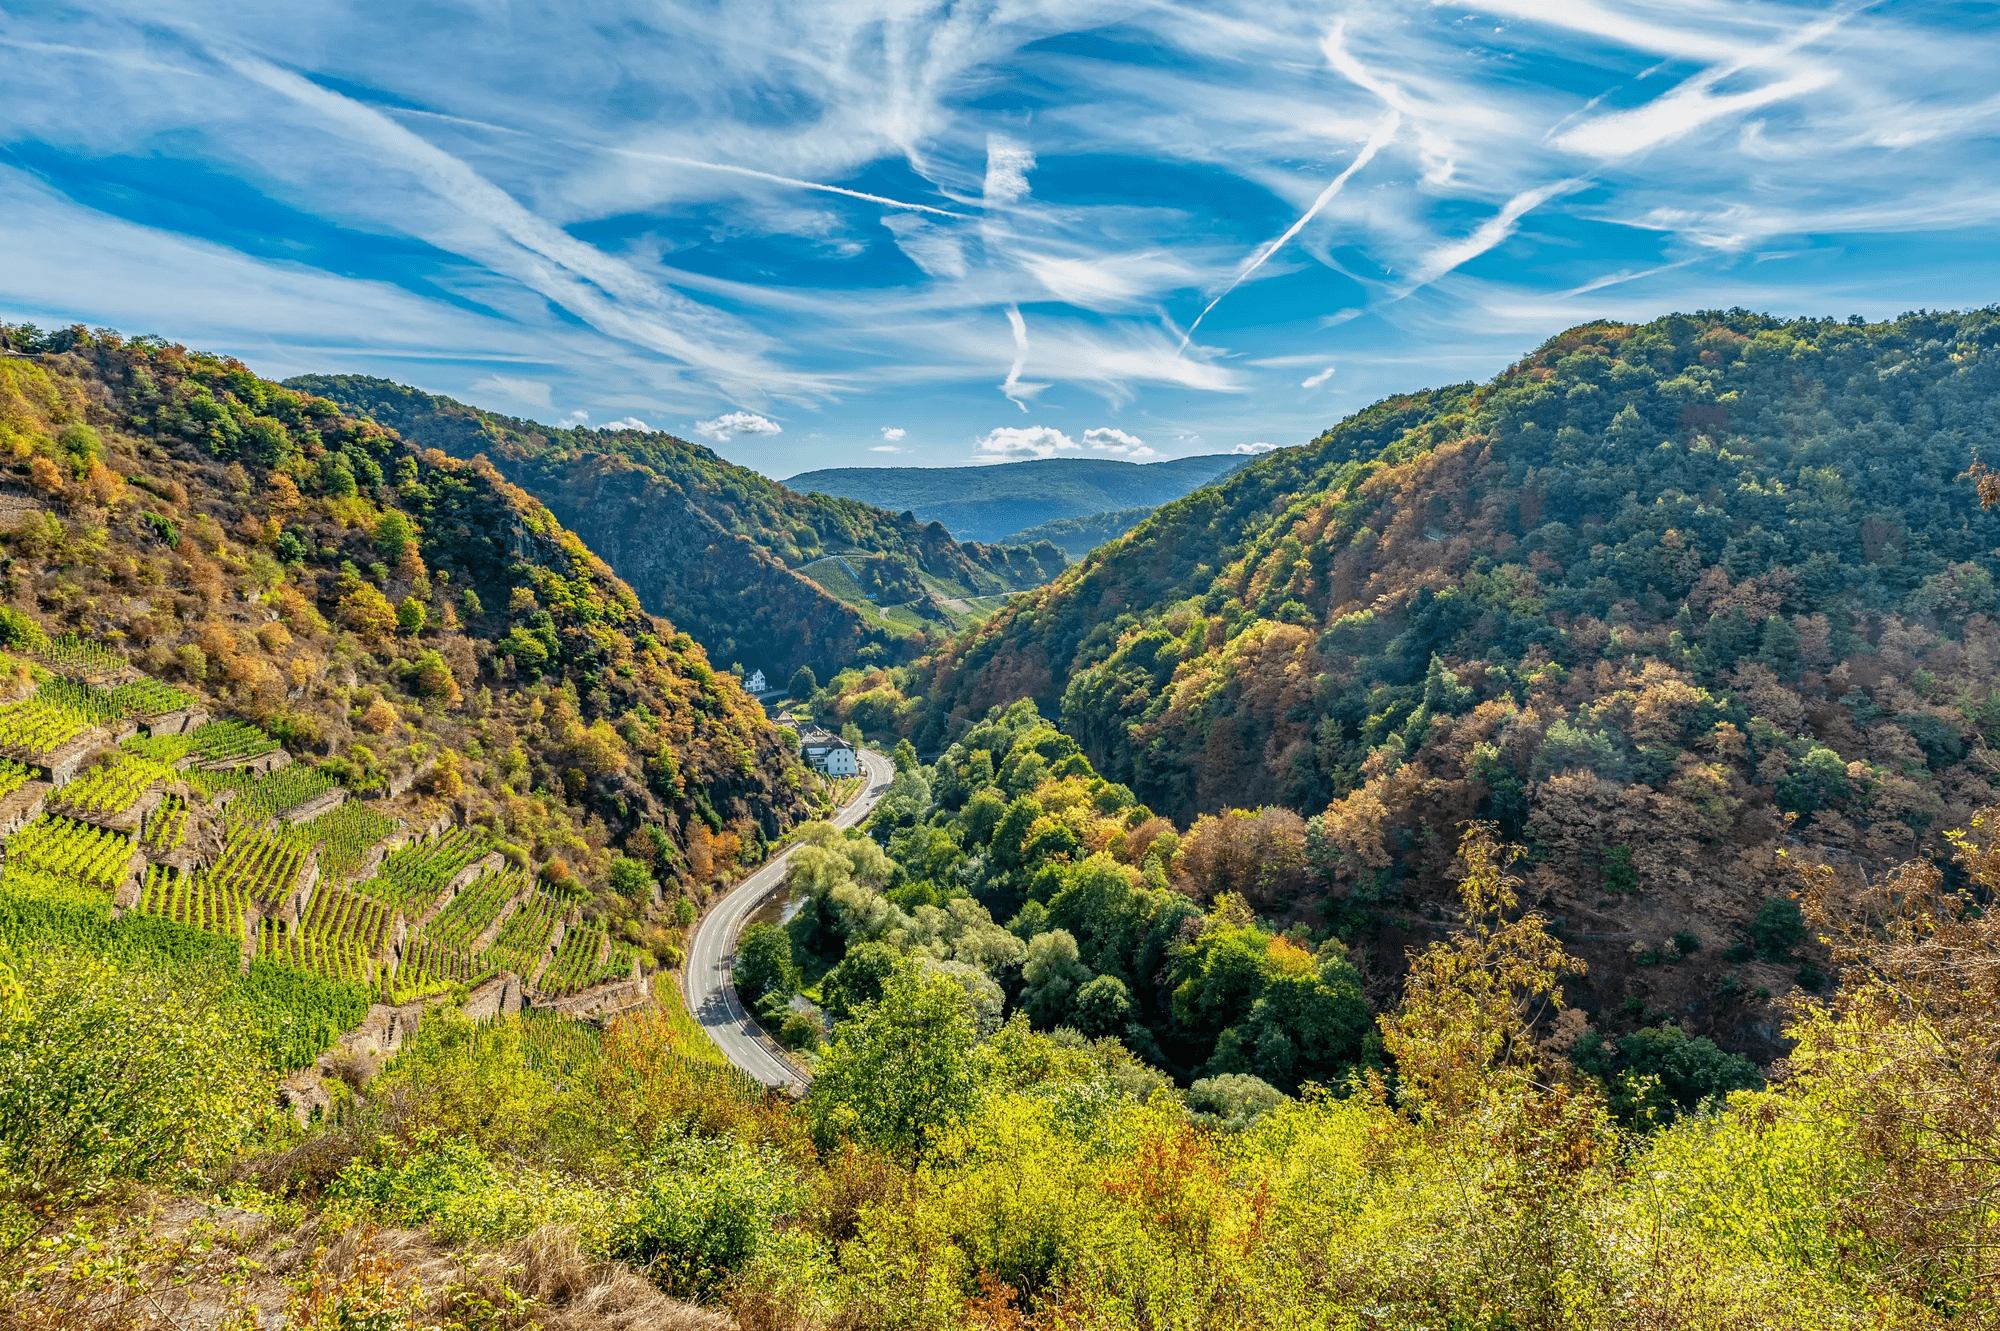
<box><xmin>798</xmin><ymin>726</ymin><xmax>860</xmax><ymax>776</ymax></box>
<box><xmin>744</xmin><ymin>669</ymin><xmax>768</xmax><ymax>694</ymax></box>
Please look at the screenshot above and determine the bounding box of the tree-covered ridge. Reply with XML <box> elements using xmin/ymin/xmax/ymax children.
<box><xmin>0</xmin><ymin>324</ymin><xmax>817</xmax><ymax>946</ymax></box>
<box><xmin>823</xmin><ymin>309</ymin><xmax>2000</xmax><ymax>1059</ymax></box>
<box><xmin>287</xmin><ymin>374</ymin><xmax>1065</xmax><ymax>679</ymax></box>
<box><xmin>998</xmin><ymin>504</ymin><xmax>1160</xmax><ymax>559</ymax></box>
<box><xmin>787</xmin><ymin>453</ymin><xmax>1247</xmax><ymax>543</ymax></box>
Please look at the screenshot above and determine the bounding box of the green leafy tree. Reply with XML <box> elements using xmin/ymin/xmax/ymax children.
<box><xmin>734</xmin><ymin>922</ymin><xmax>798</xmax><ymax>1010</ymax></box>
<box><xmin>806</xmin><ymin>962</ymin><xmax>983</xmax><ymax>1157</ymax></box>
<box><xmin>609</xmin><ymin>1133</ymin><xmax>799</xmax><ymax>1299</ymax></box>
<box><xmin>396</xmin><ymin>595</ymin><xmax>427</xmax><ymax>635</ymax></box>
<box><xmin>788</xmin><ymin>665</ymin><xmax>816</xmax><ymax>698</ymax></box>
<box><xmin>818</xmin><ymin>939</ymin><xmax>901</xmax><ymax>1022</ymax></box>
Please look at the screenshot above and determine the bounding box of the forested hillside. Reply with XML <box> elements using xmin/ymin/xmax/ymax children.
<box><xmin>1000</xmin><ymin>504</ymin><xmax>1158</xmax><ymax>559</ymax></box>
<box><xmin>0</xmin><ymin>322</ymin><xmax>815</xmax><ymax>946</ymax></box>
<box><xmin>823</xmin><ymin>309</ymin><xmax>2000</xmax><ymax>1055</ymax></box>
<box><xmin>787</xmin><ymin>453</ymin><xmax>1245</xmax><ymax>543</ymax></box>
<box><xmin>290</xmin><ymin>376</ymin><xmax>1064</xmax><ymax>681</ymax></box>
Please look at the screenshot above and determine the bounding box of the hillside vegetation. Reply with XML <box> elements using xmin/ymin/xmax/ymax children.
<box><xmin>1000</xmin><ymin>505</ymin><xmax>1158</xmax><ymax>559</ymax></box>
<box><xmin>786</xmin><ymin>453</ymin><xmax>1244</xmax><ymax>543</ymax></box>
<box><xmin>0</xmin><ymin>323</ymin><xmax>826</xmax><ymax>982</ymax></box>
<box><xmin>288</xmin><ymin>375</ymin><xmax>1065</xmax><ymax>681</ymax></box>
<box><xmin>822</xmin><ymin>309</ymin><xmax>2000</xmax><ymax>1056</ymax></box>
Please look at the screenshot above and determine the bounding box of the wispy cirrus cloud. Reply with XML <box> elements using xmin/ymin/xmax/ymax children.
<box><xmin>0</xmin><ymin>0</ymin><xmax>1995</xmax><ymax>472</ymax></box>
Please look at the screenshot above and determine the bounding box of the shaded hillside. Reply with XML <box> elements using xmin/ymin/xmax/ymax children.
<box><xmin>787</xmin><ymin>453</ymin><xmax>1246</xmax><ymax>542</ymax></box>
<box><xmin>0</xmin><ymin>324</ymin><xmax>810</xmax><ymax>914</ymax></box>
<box><xmin>828</xmin><ymin>309</ymin><xmax>2000</xmax><ymax>1055</ymax></box>
<box><xmin>287</xmin><ymin>375</ymin><xmax>1064</xmax><ymax>681</ymax></box>
<box><xmin>1002</xmin><ymin>505</ymin><xmax>1159</xmax><ymax>559</ymax></box>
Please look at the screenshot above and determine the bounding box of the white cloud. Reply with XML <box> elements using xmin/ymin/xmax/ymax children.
<box><xmin>869</xmin><ymin>444</ymin><xmax>906</xmax><ymax>452</ymax></box>
<box><xmin>880</xmin><ymin>426</ymin><xmax>907</xmax><ymax>441</ymax></box>
<box><xmin>694</xmin><ymin>411</ymin><xmax>783</xmax><ymax>441</ymax></box>
<box><xmin>601</xmin><ymin>417</ymin><xmax>652</xmax><ymax>432</ymax></box>
<box><xmin>557</xmin><ymin>410</ymin><xmax>590</xmax><ymax>428</ymax></box>
<box><xmin>1233</xmin><ymin>441</ymin><xmax>1278</xmax><ymax>454</ymax></box>
<box><xmin>1300</xmin><ymin>365</ymin><xmax>1336</xmax><ymax>389</ymax></box>
<box><xmin>469</xmin><ymin>373</ymin><xmax>552</xmax><ymax>408</ymax></box>
<box><xmin>1082</xmin><ymin>427</ymin><xmax>1155</xmax><ymax>457</ymax></box>
<box><xmin>975</xmin><ymin>425</ymin><xmax>1080</xmax><ymax>459</ymax></box>
<box><xmin>983</xmin><ymin>134</ymin><xmax>1036</xmax><ymax>207</ymax></box>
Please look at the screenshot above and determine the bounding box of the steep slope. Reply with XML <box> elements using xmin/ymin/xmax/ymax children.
<box><xmin>0</xmin><ymin>323</ymin><xmax>810</xmax><ymax>906</ymax></box>
<box><xmin>834</xmin><ymin>309</ymin><xmax>2000</xmax><ymax>1052</ymax></box>
<box><xmin>1001</xmin><ymin>505</ymin><xmax>1161</xmax><ymax>559</ymax></box>
<box><xmin>786</xmin><ymin>453</ymin><xmax>1246</xmax><ymax>542</ymax></box>
<box><xmin>286</xmin><ymin>375</ymin><xmax>1065</xmax><ymax>680</ymax></box>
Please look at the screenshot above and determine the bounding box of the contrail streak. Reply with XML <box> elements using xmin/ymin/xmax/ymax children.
<box><xmin>607</xmin><ymin>147</ymin><xmax>970</xmax><ymax>218</ymax></box>
<box><xmin>1178</xmin><ymin>111</ymin><xmax>1399</xmax><ymax>354</ymax></box>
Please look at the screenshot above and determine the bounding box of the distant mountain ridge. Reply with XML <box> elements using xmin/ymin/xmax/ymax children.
<box><xmin>287</xmin><ymin>376</ymin><xmax>1064</xmax><ymax>681</ymax></box>
<box><xmin>1001</xmin><ymin>506</ymin><xmax>1160</xmax><ymax>559</ymax></box>
<box><xmin>786</xmin><ymin>454</ymin><xmax>1246</xmax><ymax>543</ymax></box>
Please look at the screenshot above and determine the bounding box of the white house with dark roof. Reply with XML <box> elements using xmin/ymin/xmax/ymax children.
<box><xmin>798</xmin><ymin>725</ymin><xmax>859</xmax><ymax>777</ymax></box>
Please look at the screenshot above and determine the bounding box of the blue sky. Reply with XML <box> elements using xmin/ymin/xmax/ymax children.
<box><xmin>2</xmin><ymin>1</ymin><xmax>1997</xmax><ymax>478</ymax></box>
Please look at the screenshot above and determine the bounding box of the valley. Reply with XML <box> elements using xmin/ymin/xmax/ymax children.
<box><xmin>4</xmin><ymin>309</ymin><xmax>1999</xmax><ymax>1329</ymax></box>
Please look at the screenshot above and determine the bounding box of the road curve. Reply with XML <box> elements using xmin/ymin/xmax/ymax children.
<box><xmin>684</xmin><ymin>747</ymin><xmax>896</xmax><ymax>1090</ymax></box>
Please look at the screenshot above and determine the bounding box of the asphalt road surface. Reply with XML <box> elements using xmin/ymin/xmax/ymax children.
<box><xmin>684</xmin><ymin>746</ymin><xmax>895</xmax><ymax>1089</ymax></box>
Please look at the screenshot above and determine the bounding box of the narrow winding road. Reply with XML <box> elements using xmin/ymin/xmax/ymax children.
<box><xmin>684</xmin><ymin>746</ymin><xmax>895</xmax><ymax>1089</ymax></box>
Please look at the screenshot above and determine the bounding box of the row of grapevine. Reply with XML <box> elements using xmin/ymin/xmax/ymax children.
<box><xmin>234</xmin><ymin>958</ymin><xmax>374</xmax><ymax>1071</ymax></box>
<box><xmin>211</xmin><ymin>765</ymin><xmax>337</xmax><ymax>825</ymax></box>
<box><xmin>51</xmin><ymin>752</ymin><xmax>171</xmax><ymax>819</ymax></box>
<box><xmin>36</xmin><ymin>677</ymin><xmax>125</xmax><ymax>727</ymax></box>
<box><xmin>137</xmin><ymin>862</ymin><xmax>251</xmax><ymax>940</ymax></box>
<box><xmin>258</xmin><ymin>917</ymin><xmax>373</xmax><ymax>985</ymax></box>
<box><xmin>0</xmin><ymin>757</ymin><xmax>32</xmax><ymax>802</ymax></box>
<box><xmin>38</xmin><ymin>675</ymin><xmax>197</xmax><ymax>725</ymax></box>
<box><xmin>537</xmin><ymin>920</ymin><xmax>609</xmax><ymax>998</ymax></box>
<box><xmin>0</xmin><ymin>697</ymin><xmax>92</xmax><ymax>759</ymax></box>
<box><xmin>5</xmin><ymin>816</ymin><xmax>133</xmax><ymax>896</ymax></box>
<box><xmin>478</xmin><ymin>884</ymin><xmax>568</xmax><ymax>977</ymax></box>
<box><xmin>188</xmin><ymin>719</ymin><xmax>279</xmax><ymax>764</ymax></box>
<box><xmin>205</xmin><ymin>824</ymin><xmax>313</xmax><ymax>908</ymax></box>
<box><xmin>421</xmin><ymin>868</ymin><xmax>524</xmax><ymax>955</ymax></box>
<box><xmin>356</xmin><ymin>827</ymin><xmax>492</xmax><ymax>913</ymax></box>
<box><xmin>599</xmin><ymin>939</ymin><xmax>642</xmax><ymax>986</ymax></box>
<box><xmin>298</xmin><ymin>883</ymin><xmax>393</xmax><ymax>960</ymax></box>
<box><xmin>123</xmin><ymin>731</ymin><xmax>194</xmax><ymax>763</ymax></box>
<box><xmin>305</xmin><ymin>800</ymin><xmax>398</xmax><ymax>883</ymax></box>
<box><xmin>34</xmin><ymin>632</ymin><xmax>125</xmax><ymax>678</ymax></box>
<box><xmin>141</xmin><ymin>793</ymin><xmax>190</xmax><ymax>853</ymax></box>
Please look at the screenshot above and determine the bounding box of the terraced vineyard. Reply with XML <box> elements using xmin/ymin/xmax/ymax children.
<box><xmin>601</xmin><ymin>938</ymin><xmax>641</xmax><ymax>985</ymax></box>
<box><xmin>258</xmin><ymin>903</ymin><xmax>376</xmax><ymax>984</ymax></box>
<box><xmin>50</xmin><ymin>752</ymin><xmax>171</xmax><ymax>820</ymax></box>
<box><xmin>421</xmin><ymin>868</ymin><xmax>525</xmax><ymax>954</ymax></box>
<box><xmin>122</xmin><ymin>731</ymin><xmax>196</xmax><ymax>763</ymax></box>
<box><xmin>235</xmin><ymin>959</ymin><xmax>373</xmax><ymax>1071</ymax></box>
<box><xmin>208</xmin><ymin>765</ymin><xmax>337</xmax><ymax>825</ymax></box>
<box><xmin>304</xmin><ymin>800</ymin><xmax>398</xmax><ymax>883</ymax></box>
<box><xmin>35</xmin><ymin>632</ymin><xmax>126</xmax><ymax>678</ymax></box>
<box><xmin>188</xmin><ymin>719</ymin><xmax>280</xmax><ymax>765</ymax></box>
<box><xmin>5</xmin><ymin>816</ymin><xmax>134</xmax><ymax>897</ymax></box>
<box><xmin>356</xmin><ymin>827</ymin><xmax>491</xmax><ymax>914</ymax></box>
<box><xmin>298</xmin><ymin>883</ymin><xmax>394</xmax><ymax>960</ymax></box>
<box><xmin>138</xmin><ymin>862</ymin><xmax>251</xmax><ymax>940</ymax></box>
<box><xmin>0</xmin><ymin>697</ymin><xmax>93</xmax><ymax>760</ymax></box>
<box><xmin>140</xmin><ymin>793</ymin><xmax>190</xmax><ymax>853</ymax></box>
<box><xmin>479</xmin><ymin>883</ymin><xmax>572</xmax><ymax>977</ymax></box>
<box><xmin>37</xmin><ymin>678</ymin><xmax>126</xmax><ymax>728</ymax></box>
<box><xmin>205</xmin><ymin>825</ymin><xmax>314</xmax><ymax>908</ymax></box>
<box><xmin>107</xmin><ymin>677</ymin><xmax>196</xmax><ymax>718</ymax></box>
<box><xmin>0</xmin><ymin>757</ymin><xmax>33</xmax><ymax>802</ymax></box>
<box><xmin>538</xmin><ymin>919</ymin><xmax>609</xmax><ymax>998</ymax></box>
